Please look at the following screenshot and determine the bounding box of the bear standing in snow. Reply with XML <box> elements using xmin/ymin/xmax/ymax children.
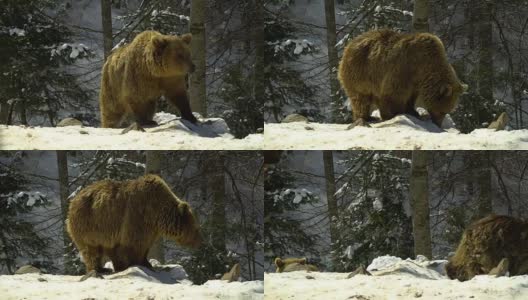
<box><xmin>446</xmin><ymin>215</ymin><xmax>528</xmax><ymax>281</ymax></box>
<box><xmin>338</xmin><ymin>29</ymin><xmax>467</xmax><ymax>128</ymax></box>
<box><xmin>99</xmin><ymin>31</ymin><xmax>197</xmax><ymax>128</ymax></box>
<box><xmin>66</xmin><ymin>174</ymin><xmax>202</xmax><ymax>273</ymax></box>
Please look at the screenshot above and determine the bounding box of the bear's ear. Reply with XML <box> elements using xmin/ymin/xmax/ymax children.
<box><xmin>178</xmin><ymin>202</ymin><xmax>190</xmax><ymax>216</ymax></box>
<box><xmin>274</xmin><ymin>258</ymin><xmax>284</xmax><ymax>267</ymax></box>
<box><xmin>439</xmin><ymin>84</ymin><xmax>453</xmax><ymax>99</ymax></box>
<box><xmin>151</xmin><ymin>35</ymin><xmax>168</xmax><ymax>52</ymax></box>
<box><xmin>181</xmin><ymin>33</ymin><xmax>192</xmax><ymax>45</ymax></box>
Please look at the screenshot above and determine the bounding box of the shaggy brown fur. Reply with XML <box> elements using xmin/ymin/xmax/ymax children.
<box><xmin>66</xmin><ymin>174</ymin><xmax>202</xmax><ymax>273</ymax></box>
<box><xmin>338</xmin><ymin>29</ymin><xmax>466</xmax><ymax>128</ymax></box>
<box><xmin>446</xmin><ymin>215</ymin><xmax>528</xmax><ymax>281</ymax></box>
<box><xmin>99</xmin><ymin>30</ymin><xmax>197</xmax><ymax>128</ymax></box>
<box><xmin>274</xmin><ymin>257</ymin><xmax>318</xmax><ymax>273</ymax></box>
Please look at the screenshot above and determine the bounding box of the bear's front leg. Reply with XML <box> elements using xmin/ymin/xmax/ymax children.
<box><xmin>167</xmin><ymin>92</ymin><xmax>198</xmax><ymax>124</ymax></box>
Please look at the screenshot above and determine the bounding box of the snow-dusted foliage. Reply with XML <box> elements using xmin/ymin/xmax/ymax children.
<box><xmin>263</xmin><ymin>1</ymin><xmax>322</xmax><ymax>123</ymax></box>
<box><xmin>0</xmin><ymin>154</ymin><xmax>51</xmax><ymax>274</ymax></box>
<box><xmin>0</xmin><ymin>0</ymin><xmax>94</xmax><ymax>126</ymax></box>
<box><xmin>331</xmin><ymin>152</ymin><xmax>413</xmax><ymax>271</ymax></box>
<box><xmin>264</xmin><ymin>163</ymin><xmax>320</xmax><ymax>265</ymax></box>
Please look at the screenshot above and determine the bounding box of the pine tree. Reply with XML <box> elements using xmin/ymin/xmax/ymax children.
<box><xmin>264</xmin><ymin>163</ymin><xmax>319</xmax><ymax>267</ymax></box>
<box><xmin>0</xmin><ymin>156</ymin><xmax>51</xmax><ymax>274</ymax></box>
<box><xmin>333</xmin><ymin>151</ymin><xmax>413</xmax><ymax>271</ymax></box>
<box><xmin>262</xmin><ymin>1</ymin><xmax>320</xmax><ymax>123</ymax></box>
<box><xmin>0</xmin><ymin>0</ymin><xmax>94</xmax><ymax>126</ymax></box>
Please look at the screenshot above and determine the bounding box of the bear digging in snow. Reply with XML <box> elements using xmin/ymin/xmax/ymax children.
<box><xmin>66</xmin><ymin>174</ymin><xmax>202</xmax><ymax>273</ymax></box>
<box><xmin>99</xmin><ymin>31</ymin><xmax>197</xmax><ymax>129</ymax></box>
<box><xmin>446</xmin><ymin>215</ymin><xmax>528</xmax><ymax>281</ymax></box>
<box><xmin>338</xmin><ymin>29</ymin><xmax>467</xmax><ymax>128</ymax></box>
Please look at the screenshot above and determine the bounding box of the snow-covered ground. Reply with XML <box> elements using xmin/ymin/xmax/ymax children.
<box><xmin>264</xmin><ymin>115</ymin><xmax>528</xmax><ymax>150</ymax></box>
<box><xmin>0</xmin><ymin>264</ymin><xmax>263</xmax><ymax>300</ymax></box>
<box><xmin>0</xmin><ymin>113</ymin><xmax>262</xmax><ymax>150</ymax></box>
<box><xmin>264</xmin><ymin>255</ymin><xmax>528</xmax><ymax>299</ymax></box>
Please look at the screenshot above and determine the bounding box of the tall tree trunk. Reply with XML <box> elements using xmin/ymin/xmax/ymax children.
<box><xmin>323</xmin><ymin>151</ymin><xmax>339</xmax><ymax>270</ymax></box>
<box><xmin>145</xmin><ymin>151</ymin><xmax>165</xmax><ymax>264</ymax></box>
<box><xmin>18</xmin><ymin>100</ymin><xmax>27</xmax><ymax>125</ymax></box>
<box><xmin>477</xmin><ymin>1</ymin><xmax>494</xmax><ymax>125</ymax></box>
<box><xmin>409</xmin><ymin>151</ymin><xmax>432</xmax><ymax>259</ymax></box>
<box><xmin>209</xmin><ymin>153</ymin><xmax>226</xmax><ymax>251</ymax></box>
<box><xmin>476</xmin><ymin>151</ymin><xmax>493</xmax><ymax>217</ymax></box>
<box><xmin>324</xmin><ymin>0</ymin><xmax>341</xmax><ymax>123</ymax></box>
<box><xmin>56</xmin><ymin>151</ymin><xmax>73</xmax><ymax>273</ymax></box>
<box><xmin>0</xmin><ymin>101</ymin><xmax>9</xmax><ymax>125</ymax></box>
<box><xmin>412</xmin><ymin>0</ymin><xmax>429</xmax><ymax>32</ymax></box>
<box><xmin>252</xmin><ymin>0</ymin><xmax>265</xmax><ymax>114</ymax></box>
<box><xmin>189</xmin><ymin>0</ymin><xmax>207</xmax><ymax>117</ymax></box>
<box><xmin>101</xmin><ymin>0</ymin><xmax>113</xmax><ymax>60</ymax></box>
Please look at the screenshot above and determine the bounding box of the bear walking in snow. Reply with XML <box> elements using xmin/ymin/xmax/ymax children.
<box><xmin>99</xmin><ymin>31</ymin><xmax>197</xmax><ymax>128</ymax></box>
<box><xmin>66</xmin><ymin>174</ymin><xmax>202</xmax><ymax>273</ymax></box>
<box><xmin>338</xmin><ymin>29</ymin><xmax>467</xmax><ymax>128</ymax></box>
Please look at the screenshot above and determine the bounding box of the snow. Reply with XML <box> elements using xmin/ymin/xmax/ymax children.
<box><xmin>372</xmin><ymin>198</ymin><xmax>383</xmax><ymax>211</ymax></box>
<box><xmin>0</xmin><ymin>265</ymin><xmax>263</xmax><ymax>300</ymax></box>
<box><xmin>50</xmin><ymin>43</ymin><xmax>89</xmax><ymax>59</ymax></box>
<box><xmin>273</xmin><ymin>39</ymin><xmax>313</xmax><ymax>55</ymax></box>
<box><xmin>264</xmin><ymin>115</ymin><xmax>528</xmax><ymax>150</ymax></box>
<box><xmin>265</xmin><ymin>256</ymin><xmax>528</xmax><ymax>299</ymax></box>
<box><xmin>0</xmin><ymin>114</ymin><xmax>262</xmax><ymax>150</ymax></box>
<box><xmin>9</xmin><ymin>28</ymin><xmax>26</xmax><ymax>37</ymax></box>
<box><xmin>2</xmin><ymin>191</ymin><xmax>44</xmax><ymax>207</ymax></box>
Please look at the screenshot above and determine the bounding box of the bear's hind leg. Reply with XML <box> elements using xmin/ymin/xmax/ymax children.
<box><xmin>128</xmin><ymin>99</ymin><xmax>158</xmax><ymax>127</ymax></box>
<box><xmin>101</xmin><ymin>109</ymin><xmax>124</xmax><ymax>128</ymax></box>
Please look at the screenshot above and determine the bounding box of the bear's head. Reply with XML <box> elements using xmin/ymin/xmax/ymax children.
<box><xmin>175</xmin><ymin>201</ymin><xmax>202</xmax><ymax>249</ymax></box>
<box><xmin>274</xmin><ymin>257</ymin><xmax>307</xmax><ymax>273</ymax></box>
<box><xmin>428</xmin><ymin>66</ymin><xmax>468</xmax><ymax>128</ymax></box>
<box><xmin>445</xmin><ymin>260</ymin><xmax>483</xmax><ymax>282</ymax></box>
<box><xmin>149</xmin><ymin>33</ymin><xmax>195</xmax><ymax>77</ymax></box>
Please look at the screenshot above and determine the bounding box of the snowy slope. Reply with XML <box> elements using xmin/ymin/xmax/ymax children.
<box><xmin>0</xmin><ymin>265</ymin><xmax>263</xmax><ymax>300</ymax></box>
<box><xmin>264</xmin><ymin>115</ymin><xmax>528</xmax><ymax>150</ymax></box>
<box><xmin>264</xmin><ymin>256</ymin><xmax>528</xmax><ymax>300</ymax></box>
<box><xmin>0</xmin><ymin>113</ymin><xmax>262</xmax><ymax>150</ymax></box>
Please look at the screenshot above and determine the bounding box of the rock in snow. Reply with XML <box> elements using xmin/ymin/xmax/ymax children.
<box><xmin>264</xmin><ymin>255</ymin><xmax>528</xmax><ymax>299</ymax></box>
<box><xmin>0</xmin><ymin>112</ymin><xmax>262</xmax><ymax>150</ymax></box>
<box><xmin>0</xmin><ymin>264</ymin><xmax>263</xmax><ymax>300</ymax></box>
<box><xmin>264</xmin><ymin>114</ymin><xmax>528</xmax><ymax>150</ymax></box>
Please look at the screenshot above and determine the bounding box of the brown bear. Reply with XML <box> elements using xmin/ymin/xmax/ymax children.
<box><xmin>338</xmin><ymin>29</ymin><xmax>467</xmax><ymax>128</ymax></box>
<box><xmin>446</xmin><ymin>215</ymin><xmax>528</xmax><ymax>281</ymax></box>
<box><xmin>66</xmin><ymin>174</ymin><xmax>202</xmax><ymax>274</ymax></box>
<box><xmin>274</xmin><ymin>257</ymin><xmax>318</xmax><ymax>273</ymax></box>
<box><xmin>99</xmin><ymin>30</ymin><xmax>197</xmax><ymax>129</ymax></box>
